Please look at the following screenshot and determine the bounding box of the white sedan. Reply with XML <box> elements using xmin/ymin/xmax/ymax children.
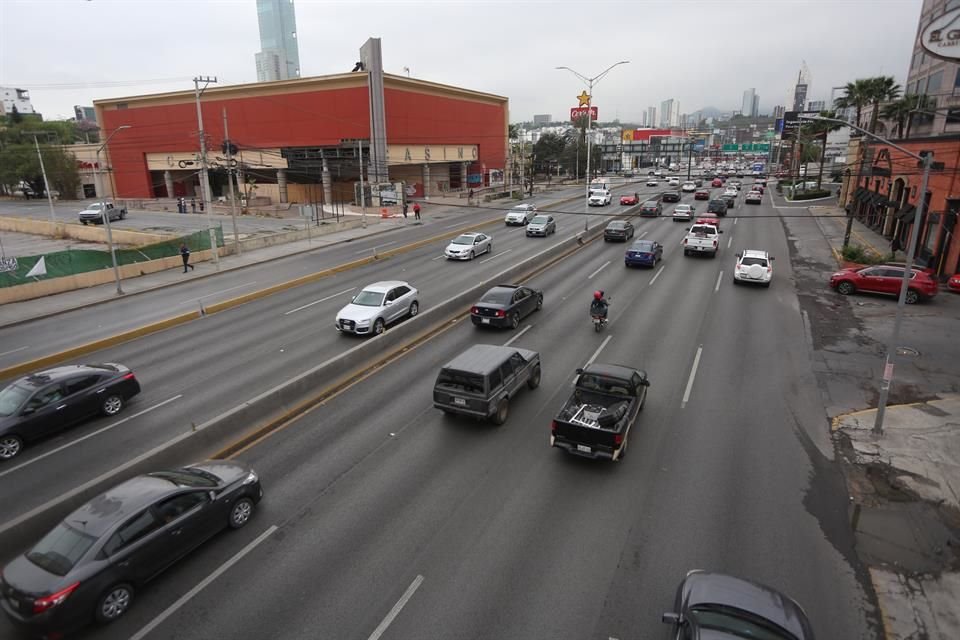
<box><xmin>745</xmin><ymin>190</ymin><xmax>763</xmax><ymax>204</ymax></box>
<box><xmin>672</xmin><ymin>204</ymin><xmax>694</xmax><ymax>221</ymax></box>
<box><xmin>444</xmin><ymin>232</ymin><xmax>493</xmax><ymax>260</ymax></box>
<box><xmin>646</xmin><ymin>178</ymin><xmax>658</xmax><ymax>187</ymax></box>
<box><xmin>681</xmin><ymin>182</ymin><xmax>697</xmax><ymax>192</ymax></box>
<box><xmin>723</xmin><ymin>188</ymin><xmax>739</xmax><ymax>198</ymax></box>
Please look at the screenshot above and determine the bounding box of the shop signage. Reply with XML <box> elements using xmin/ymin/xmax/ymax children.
<box><xmin>921</xmin><ymin>8</ymin><xmax>960</xmax><ymax>61</ymax></box>
<box><xmin>570</xmin><ymin>106</ymin><xmax>599</xmax><ymax>121</ymax></box>
<box><xmin>387</xmin><ymin>144</ymin><xmax>478</xmax><ymax>165</ymax></box>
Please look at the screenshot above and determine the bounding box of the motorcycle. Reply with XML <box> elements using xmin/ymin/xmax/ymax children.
<box><xmin>591</xmin><ymin>313</ymin><xmax>608</xmax><ymax>332</ymax></box>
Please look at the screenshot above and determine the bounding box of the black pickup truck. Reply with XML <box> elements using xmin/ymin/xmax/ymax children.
<box><xmin>550</xmin><ymin>363</ymin><xmax>649</xmax><ymax>461</ymax></box>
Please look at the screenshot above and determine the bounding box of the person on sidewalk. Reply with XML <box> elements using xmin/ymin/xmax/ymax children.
<box><xmin>180</xmin><ymin>243</ymin><xmax>195</xmax><ymax>273</ymax></box>
<box><xmin>199</xmin><ymin>199</ymin><xmax>205</xmax><ymax>213</ymax></box>
<box><xmin>413</xmin><ymin>202</ymin><xmax>421</xmax><ymax>220</ymax></box>
<box><xmin>468</xmin><ymin>188</ymin><xmax>474</xmax><ymax>204</ymax></box>
<box><xmin>191</xmin><ymin>198</ymin><xmax>197</xmax><ymax>214</ymax></box>
<box><xmin>402</xmin><ymin>201</ymin><xmax>409</xmax><ymax>218</ymax></box>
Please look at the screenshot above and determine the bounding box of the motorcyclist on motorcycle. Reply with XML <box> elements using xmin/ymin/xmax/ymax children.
<box><xmin>590</xmin><ymin>290</ymin><xmax>609</xmax><ymax>319</ymax></box>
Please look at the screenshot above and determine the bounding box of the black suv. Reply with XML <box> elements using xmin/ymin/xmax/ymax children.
<box><xmin>433</xmin><ymin>344</ymin><xmax>541</xmax><ymax>425</ymax></box>
<box><xmin>706</xmin><ymin>199</ymin><xmax>728</xmax><ymax>217</ymax></box>
<box><xmin>0</xmin><ymin>363</ymin><xmax>141</xmax><ymax>461</ymax></box>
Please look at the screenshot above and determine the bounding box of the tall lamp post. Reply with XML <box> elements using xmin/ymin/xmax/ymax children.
<box><xmin>556</xmin><ymin>60</ymin><xmax>630</xmax><ymax>230</ymax></box>
<box><xmin>95</xmin><ymin>125</ymin><xmax>131</xmax><ymax>296</ymax></box>
<box><xmin>800</xmin><ymin>115</ymin><xmax>934</xmax><ymax>435</ymax></box>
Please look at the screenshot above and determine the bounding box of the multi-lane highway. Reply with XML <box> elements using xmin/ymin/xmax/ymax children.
<box><xmin>0</xmin><ymin>177</ymin><xmax>876</xmax><ymax>639</ymax></box>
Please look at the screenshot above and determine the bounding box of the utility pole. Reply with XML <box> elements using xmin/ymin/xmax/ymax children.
<box><xmin>27</xmin><ymin>133</ymin><xmax>57</xmax><ymax>224</ymax></box>
<box><xmin>518</xmin><ymin>132</ymin><xmax>525</xmax><ymax>200</ymax></box>
<box><xmin>222</xmin><ymin>108</ymin><xmax>241</xmax><ymax>255</ymax></box>
<box><xmin>358</xmin><ymin>139</ymin><xmax>367</xmax><ymax>228</ymax></box>
<box><xmin>194</xmin><ymin>75</ymin><xmax>220</xmax><ymax>269</ymax></box>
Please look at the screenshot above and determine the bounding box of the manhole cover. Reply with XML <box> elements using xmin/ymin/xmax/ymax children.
<box><xmin>896</xmin><ymin>347</ymin><xmax>920</xmax><ymax>358</ymax></box>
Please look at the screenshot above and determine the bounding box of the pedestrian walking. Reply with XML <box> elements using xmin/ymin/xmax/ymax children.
<box><xmin>413</xmin><ymin>202</ymin><xmax>421</xmax><ymax>220</ymax></box>
<box><xmin>191</xmin><ymin>197</ymin><xmax>197</xmax><ymax>213</ymax></box>
<box><xmin>402</xmin><ymin>201</ymin><xmax>409</xmax><ymax>218</ymax></box>
<box><xmin>468</xmin><ymin>188</ymin><xmax>474</xmax><ymax>204</ymax></box>
<box><xmin>199</xmin><ymin>199</ymin><xmax>205</xmax><ymax>213</ymax></box>
<box><xmin>180</xmin><ymin>242</ymin><xmax>194</xmax><ymax>273</ymax></box>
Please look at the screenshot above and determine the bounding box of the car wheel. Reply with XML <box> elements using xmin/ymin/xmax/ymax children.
<box><xmin>81</xmin><ymin>220</ymin><xmax>88</xmax><ymax>226</ymax></box>
<box><xmin>527</xmin><ymin>365</ymin><xmax>541</xmax><ymax>390</ymax></box>
<box><xmin>0</xmin><ymin>435</ymin><xmax>24</xmax><ymax>461</ymax></box>
<box><xmin>733</xmin><ymin>277</ymin><xmax>740</xmax><ymax>285</ymax></box>
<box><xmin>905</xmin><ymin>289</ymin><xmax>920</xmax><ymax>305</ymax></box>
<box><xmin>408</xmin><ymin>301</ymin><xmax>419</xmax><ymax>317</ymax></box>
<box><xmin>372</xmin><ymin>318</ymin><xmax>385</xmax><ymax>335</ymax></box>
<box><xmin>102</xmin><ymin>394</ymin><xmax>124</xmax><ymax>416</ymax></box>
<box><xmin>491</xmin><ymin>399</ymin><xmax>509</xmax><ymax>426</ymax></box>
<box><xmin>510</xmin><ymin>312</ymin><xmax>520</xmax><ymax>330</ymax></box>
<box><xmin>469</xmin><ymin>250</ymin><xmax>475</xmax><ymax>260</ymax></box>
<box><xmin>837</xmin><ymin>281</ymin><xmax>856</xmax><ymax>295</ymax></box>
<box><xmin>763</xmin><ymin>282</ymin><xmax>771</xmax><ymax>288</ymax></box>
<box><xmin>95</xmin><ymin>584</ymin><xmax>133</xmax><ymax>624</ymax></box>
<box><xmin>120</xmin><ymin>210</ymin><xmax>127</xmax><ymax>219</ymax></box>
<box><xmin>535</xmin><ymin>294</ymin><xmax>543</xmax><ymax>311</ymax></box>
<box><xmin>229</xmin><ymin>497</ymin><xmax>255</xmax><ymax>529</ymax></box>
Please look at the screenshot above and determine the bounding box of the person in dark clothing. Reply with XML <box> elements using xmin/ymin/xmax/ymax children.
<box><xmin>402</xmin><ymin>202</ymin><xmax>409</xmax><ymax>218</ymax></box>
<box><xmin>199</xmin><ymin>199</ymin><xmax>204</xmax><ymax>212</ymax></box>
<box><xmin>180</xmin><ymin>243</ymin><xmax>194</xmax><ymax>272</ymax></box>
<box><xmin>191</xmin><ymin>198</ymin><xmax>197</xmax><ymax>213</ymax></box>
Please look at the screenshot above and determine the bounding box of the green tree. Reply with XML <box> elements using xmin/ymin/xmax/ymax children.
<box><xmin>834</xmin><ymin>79</ymin><xmax>873</xmax><ymax>130</ymax></box>
<box><xmin>532</xmin><ymin>133</ymin><xmax>566</xmax><ymax>175</ymax></box>
<box><xmin>797</xmin><ymin>110</ymin><xmax>844</xmax><ymax>188</ymax></box>
<box><xmin>867</xmin><ymin>76</ymin><xmax>901</xmax><ymax>134</ymax></box>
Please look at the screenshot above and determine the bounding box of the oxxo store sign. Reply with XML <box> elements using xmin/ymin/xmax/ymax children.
<box><xmin>921</xmin><ymin>8</ymin><xmax>960</xmax><ymax>60</ymax></box>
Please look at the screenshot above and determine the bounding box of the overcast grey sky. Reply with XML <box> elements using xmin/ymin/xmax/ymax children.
<box><xmin>1</xmin><ymin>0</ymin><xmax>922</xmax><ymax>123</ymax></box>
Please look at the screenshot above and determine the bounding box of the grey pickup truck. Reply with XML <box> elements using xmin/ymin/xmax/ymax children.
<box><xmin>551</xmin><ymin>363</ymin><xmax>649</xmax><ymax>461</ymax></box>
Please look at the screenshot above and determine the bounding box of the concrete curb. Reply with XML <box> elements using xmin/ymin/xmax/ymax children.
<box><xmin>0</xmin><ymin>220</ymin><xmax>603</xmax><ymax>557</ymax></box>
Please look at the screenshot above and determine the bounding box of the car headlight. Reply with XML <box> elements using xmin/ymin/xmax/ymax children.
<box><xmin>243</xmin><ymin>471</ymin><xmax>258</xmax><ymax>485</ymax></box>
<box><xmin>355</xmin><ymin>318</ymin><xmax>370</xmax><ymax>326</ymax></box>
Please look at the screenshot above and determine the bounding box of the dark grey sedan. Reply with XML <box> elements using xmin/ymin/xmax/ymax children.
<box><xmin>0</xmin><ymin>461</ymin><xmax>263</xmax><ymax>637</ymax></box>
<box><xmin>603</xmin><ymin>220</ymin><xmax>635</xmax><ymax>242</ymax></box>
<box><xmin>662</xmin><ymin>570</ymin><xmax>815</xmax><ymax>639</ymax></box>
<box><xmin>471</xmin><ymin>284</ymin><xmax>543</xmax><ymax>329</ymax></box>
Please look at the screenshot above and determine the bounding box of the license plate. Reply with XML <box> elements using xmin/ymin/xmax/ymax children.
<box><xmin>577</xmin><ymin>444</ymin><xmax>591</xmax><ymax>453</ymax></box>
<box><xmin>453</xmin><ymin>398</ymin><xmax>466</xmax><ymax>406</ymax></box>
<box><xmin>482</xmin><ymin>318</ymin><xmax>490</xmax><ymax>324</ymax></box>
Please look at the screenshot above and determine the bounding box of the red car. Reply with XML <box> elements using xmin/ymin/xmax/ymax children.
<box><xmin>948</xmin><ymin>273</ymin><xmax>960</xmax><ymax>292</ymax></box>
<box><xmin>830</xmin><ymin>264</ymin><xmax>938</xmax><ymax>304</ymax></box>
<box><xmin>694</xmin><ymin>189</ymin><xmax>710</xmax><ymax>200</ymax></box>
<box><xmin>695</xmin><ymin>214</ymin><xmax>721</xmax><ymax>228</ymax></box>
<box><xmin>752</xmin><ymin>184</ymin><xmax>765</xmax><ymax>194</ymax></box>
<box><xmin>620</xmin><ymin>193</ymin><xmax>640</xmax><ymax>206</ymax></box>
<box><xmin>711</xmin><ymin>178</ymin><xmax>723</xmax><ymax>187</ymax></box>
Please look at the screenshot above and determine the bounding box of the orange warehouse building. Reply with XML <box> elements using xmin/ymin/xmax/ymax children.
<box><xmin>93</xmin><ymin>72</ymin><xmax>509</xmax><ymax>204</ymax></box>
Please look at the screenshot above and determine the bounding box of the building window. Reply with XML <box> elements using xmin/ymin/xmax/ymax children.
<box><xmin>917</xmin><ymin>76</ymin><xmax>928</xmax><ymax>95</ymax></box>
<box><xmin>947</xmin><ymin>108</ymin><xmax>960</xmax><ymax>124</ymax></box>
<box><xmin>928</xmin><ymin>70</ymin><xmax>944</xmax><ymax>93</ymax></box>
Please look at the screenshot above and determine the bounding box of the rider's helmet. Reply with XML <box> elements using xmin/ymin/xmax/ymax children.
<box><xmin>593</xmin><ymin>290</ymin><xmax>604</xmax><ymax>300</ymax></box>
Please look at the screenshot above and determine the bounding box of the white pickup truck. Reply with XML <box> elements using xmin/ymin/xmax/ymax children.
<box><xmin>588</xmin><ymin>189</ymin><xmax>612</xmax><ymax>207</ymax></box>
<box><xmin>682</xmin><ymin>223</ymin><xmax>723</xmax><ymax>258</ymax></box>
<box><xmin>78</xmin><ymin>201</ymin><xmax>127</xmax><ymax>225</ymax></box>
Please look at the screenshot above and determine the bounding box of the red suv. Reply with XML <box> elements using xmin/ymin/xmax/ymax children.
<box><xmin>830</xmin><ymin>264</ymin><xmax>938</xmax><ymax>304</ymax></box>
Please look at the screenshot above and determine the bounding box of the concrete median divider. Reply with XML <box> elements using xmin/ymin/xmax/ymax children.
<box><xmin>0</xmin><ymin>220</ymin><xmax>604</xmax><ymax>558</ymax></box>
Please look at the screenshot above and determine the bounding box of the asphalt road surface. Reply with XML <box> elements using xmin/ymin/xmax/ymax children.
<box><xmin>1</xmin><ymin>178</ymin><xmax>875</xmax><ymax>640</ymax></box>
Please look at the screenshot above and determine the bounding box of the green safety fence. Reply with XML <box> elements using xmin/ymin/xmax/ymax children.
<box><xmin>0</xmin><ymin>226</ymin><xmax>223</xmax><ymax>289</ymax></box>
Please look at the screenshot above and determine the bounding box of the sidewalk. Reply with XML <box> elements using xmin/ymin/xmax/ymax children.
<box><xmin>833</xmin><ymin>399</ymin><xmax>960</xmax><ymax>639</ymax></box>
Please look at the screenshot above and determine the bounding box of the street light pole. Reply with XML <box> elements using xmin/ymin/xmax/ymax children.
<box><xmin>95</xmin><ymin>125</ymin><xmax>132</xmax><ymax>296</ymax></box>
<box><xmin>29</xmin><ymin>134</ymin><xmax>58</xmax><ymax>225</ymax></box>
<box><xmin>557</xmin><ymin>61</ymin><xmax>630</xmax><ymax>231</ymax></box>
<box><xmin>800</xmin><ymin>115</ymin><xmax>935</xmax><ymax>435</ymax></box>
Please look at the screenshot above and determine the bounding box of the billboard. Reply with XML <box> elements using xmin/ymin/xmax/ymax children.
<box><xmin>920</xmin><ymin>8</ymin><xmax>960</xmax><ymax>61</ymax></box>
<box><xmin>570</xmin><ymin>106</ymin><xmax>598</xmax><ymax>121</ymax></box>
<box><xmin>780</xmin><ymin>111</ymin><xmax>820</xmax><ymax>141</ymax></box>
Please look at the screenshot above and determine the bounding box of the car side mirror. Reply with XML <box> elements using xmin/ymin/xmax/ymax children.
<box><xmin>21</xmin><ymin>406</ymin><xmax>36</xmax><ymax>416</ymax></box>
<box><xmin>770</xmin><ymin>256</ymin><xmax>775</xmax><ymax>260</ymax></box>
<box><xmin>642</xmin><ymin>379</ymin><xmax>650</xmax><ymax>387</ymax></box>
<box><xmin>208</xmin><ymin>490</ymin><xmax>217</xmax><ymax>502</ymax></box>
<box><xmin>662</xmin><ymin>612</ymin><xmax>681</xmax><ymax>625</ymax></box>
<box><xmin>735</xmin><ymin>252</ymin><xmax>742</xmax><ymax>258</ymax></box>
<box><xmin>575</xmin><ymin>368</ymin><xmax>584</xmax><ymax>375</ymax></box>
<box><xmin>718</xmin><ymin>230</ymin><xmax>724</xmax><ymax>233</ymax></box>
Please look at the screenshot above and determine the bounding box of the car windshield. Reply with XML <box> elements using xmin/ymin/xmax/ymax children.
<box><xmin>352</xmin><ymin>290</ymin><xmax>386</xmax><ymax>306</ymax></box>
<box><xmin>451</xmin><ymin>235</ymin><xmax>475</xmax><ymax>245</ymax></box>
<box><xmin>689</xmin><ymin>605</ymin><xmax>799</xmax><ymax>640</ymax></box>
<box><xmin>0</xmin><ymin>383</ymin><xmax>31</xmax><ymax>416</ymax></box>
<box><xmin>741</xmin><ymin>257</ymin><xmax>768</xmax><ymax>266</ymax></box>
<box><xmin>27</xmin><ymin>522</ymin><xmax>98</xmax><ymax>576</ymax></box>
<box><xmin>530</xmin><ymin>216</ymin><xmax>549</xmax><ymax>224</ymax></box>
<box><xmin>479</xmin><ymin>289</ymin><xmax>512</xmax><ymax>304</ymax></box>
<box><xmin>632</xmin><ymin>241</ymin><xmax>655</xmax><ymax>252</ymax></box>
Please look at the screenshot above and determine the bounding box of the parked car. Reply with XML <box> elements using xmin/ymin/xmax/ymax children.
<box><xmin>829</xmin><ymin>264</ymin><xmax>938</xmax><ymax>304</ymax></box>
<box><xmin>504</xmin><ymin>204</ymin><xmax>537</xmax><ymax>226</ymax></box>
<box><xmin>733</xmin><ymin>249</ymin><xmax>774</xmax><ymax>287</ymax></box>
<box><xmin>444</xmin><ymin>232</ymin><xmax>492</xmax><ymax>259</ymax></box>
<box><xmin>694</xmin><ymin>189</ymin><xmax>710</xmax><ymax>200</ymax></box>
<box><xmin>948</xmin><ymin>273</ymin><xmax>960</xmax><ymax>292</ymax></box>
<box><xmin>0</xmin><ymin>461</ymin><xmax>263</xmax><ymax>637</ymax></box>
<box><xmin>604</xmin><ymin>220</ymin><xmax>635</xmax><ymax>242</ymax></box>
<box><xmin>335</xmin><ymin>281</ymin><xmax>419</xmax><ymax>335</ymax></box>
<box><xmin>639</xmin><ymin>200</ymin><xmax>663</xmax><ymax>217</ymax></box>
<box><xmin>662</xmin><ymin>570</ymin><xmax>815</xmax><ymax>640</ymax></box>
<box><xmin>433</xmin><ymin>344</ymin><xmax>541</xmax><ymax>425</ymax></box>
<box><xmin>672</xmin><ymin>204</ymin><xmax>694</xmax><ymax>222</ymax></box>
<box><xmin>625</xmin><ymin>239</ymin><xmax>663</xmax><ymax>267</ymax></box>
<box><xmin>620</xmin><ymin>193</ymin><xmax>640</xmax><ymax>206</ymax></box>
<box><xmin>78</xmin><ymin>202</ymin><xmax>127</xmax><ymax>225</ymax></box>
<box><xmin>745</xmin><ymin>190</ymin><xmax>762</xmax><ymax>204</ymax></box>
<box><xmin>706</xmin><ymin>200</ymin><xmax>728</xmax><ymax>216</ymax></box>
<box><xmin>470</xmin><ymin>284</ymin><xmax>543</xmax><ymax>329</ymax></box>
<box><xmin>662</xmin><ymin>190</ymin><xmax>681</xmax><ymax>203</ymax></box>
<box><xmin>0</xmin><ymin>364</ymin><xmax>141</xmax><ymax>461</ymax></box>
<box><xmin>525</xmin><ymin>214</ymin><xmax>556</xmax><ymax>237</ymax></box>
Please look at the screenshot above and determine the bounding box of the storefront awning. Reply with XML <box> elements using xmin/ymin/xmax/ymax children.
<box><xmin>895</xmin><ymin>205</ymin><xmax>916</xmax><ymax>224</ymax></box>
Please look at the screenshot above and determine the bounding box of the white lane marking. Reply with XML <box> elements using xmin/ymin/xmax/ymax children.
<box><xmin>0</xmin><ymin>346</ymin><xmax>28</xmax><ymax>357</ymax></box>
<box><xmin>638</xmin><ymin>231</ymin><xmax>648</xmax><ymax>238</ymax></box>
<box><xmin>367</xmin><ymin>575</ymin><xmax>425</xmax><ymax>640</ymax></box>
<box><xmin>649</xmin><ymin>265</ymin><xmax>665</xmax><ymax>286</ymax></box>
<box><xmin>178</xmin><ymin>282</ymin><xmax>257</xmax><ymax>305</ymax></box>
<box><xmin>727</xmin><ymin>236</ymin><xmax>732</xmax><ymax>249</ymax></box>
<box><xmin>715</xmin><ymin>271</ymin><xmax>723</xmax><ymax>292</ymax></box>
<box><xmin>588</xmin><ymin>261</ymin><xmax>610</xmax><ymax>279</ymax></box>
<box><xmin>445</xmin><ymin>221</ymin><xmax>472</xmax><ymax>229</ymax></box>
<box><xmin>586</xmin><ymin>335</ymin><xmax>612</xmax><ymax>368</ymax></box>
<box><xmin>480</xmin><ymin>249</ymin><xmax>512</xmax><ymax>264</ymax></box>
<box><xmin>734</xmin><ymin>217</ymin><xmax>739</xmax><ymax>225</ymax></box>
<box><xmin>503</xmin><ymin>325</ymin><xmax>532</xmax><ymax>347</ymax></box>
<box><xmin>431</xmin><ymin>254</ymin><xmax>445</xmax><ymax>261</ymax></box>
<box><xmin>0</xmin><ymin>395</ymin><xmax>184</xmax><ymax>480</ymax></box>
<box><xmin>682</xmin><ymin>345</ymin><xmax>703</xmax><ymax>408</ymax></box>
<box><xmin>284</xmin><ymin>287</ymin><xmax>356</xmax><ymax>315</ymax></box>
<box><xmin>354</xmin><ymin>240</ymin><xmax>396</xmax><ymax>254</ymax></box>
<box><xmin>129</xmin><ymin>525</ymin><xmax>278</xmax><ymax>640</ymax></box>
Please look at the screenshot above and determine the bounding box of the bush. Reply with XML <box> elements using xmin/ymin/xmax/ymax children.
<box><xmin>790</xmin><ymin>189</ymin><xmax>832</xmax><ymax>201</ymax></box>
<box><xmin>840</xmin><ymin>244</ymin><xmax>893</xmax><ymax>265</ymax></box>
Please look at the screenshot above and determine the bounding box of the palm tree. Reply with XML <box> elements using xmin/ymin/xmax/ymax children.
<box><xmin>867</xmin><ymin>76</ymin><xmax>901</xmax><ymax>134</ymax></box>
<box><xmin>880</xmin><ymin>98</ymin><xmax>912</xmax><ymax>139</ymax></box>
<box><xmin>799</xmin><ymin>111</ymin><xmax>844</xmax><ymax>189</ymax></box>
<box><xmin>834</xmin><ymin>79</ymin><xmax>873</xmax><ymax>130</ymax></box>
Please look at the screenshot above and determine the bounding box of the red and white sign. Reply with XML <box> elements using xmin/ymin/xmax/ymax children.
<box><xmin>570</xmin><ymin>106</ymin><xmax>598</xmax><ymax>121</ymax></box>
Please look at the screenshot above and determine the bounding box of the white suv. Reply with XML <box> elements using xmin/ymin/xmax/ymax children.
<box><xmin>588</xmin><ymin>189</ymin><xmax>612</xmax><ymax>206</ymax></box>
<box><xmin>504</xmin><ymin>204</ymin><xmax>537</xmax><ymax>225</ymax></box>
<box><xmin>733</xmin><ymin>250</ymin><xmax>774</xmax><ymax>287</ymax></box>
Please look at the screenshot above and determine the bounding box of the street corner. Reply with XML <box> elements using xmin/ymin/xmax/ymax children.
<box><xmin>870</xmin><ymin>567</ymin><xmax>960</xmax><ymax>640</ymax></box>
